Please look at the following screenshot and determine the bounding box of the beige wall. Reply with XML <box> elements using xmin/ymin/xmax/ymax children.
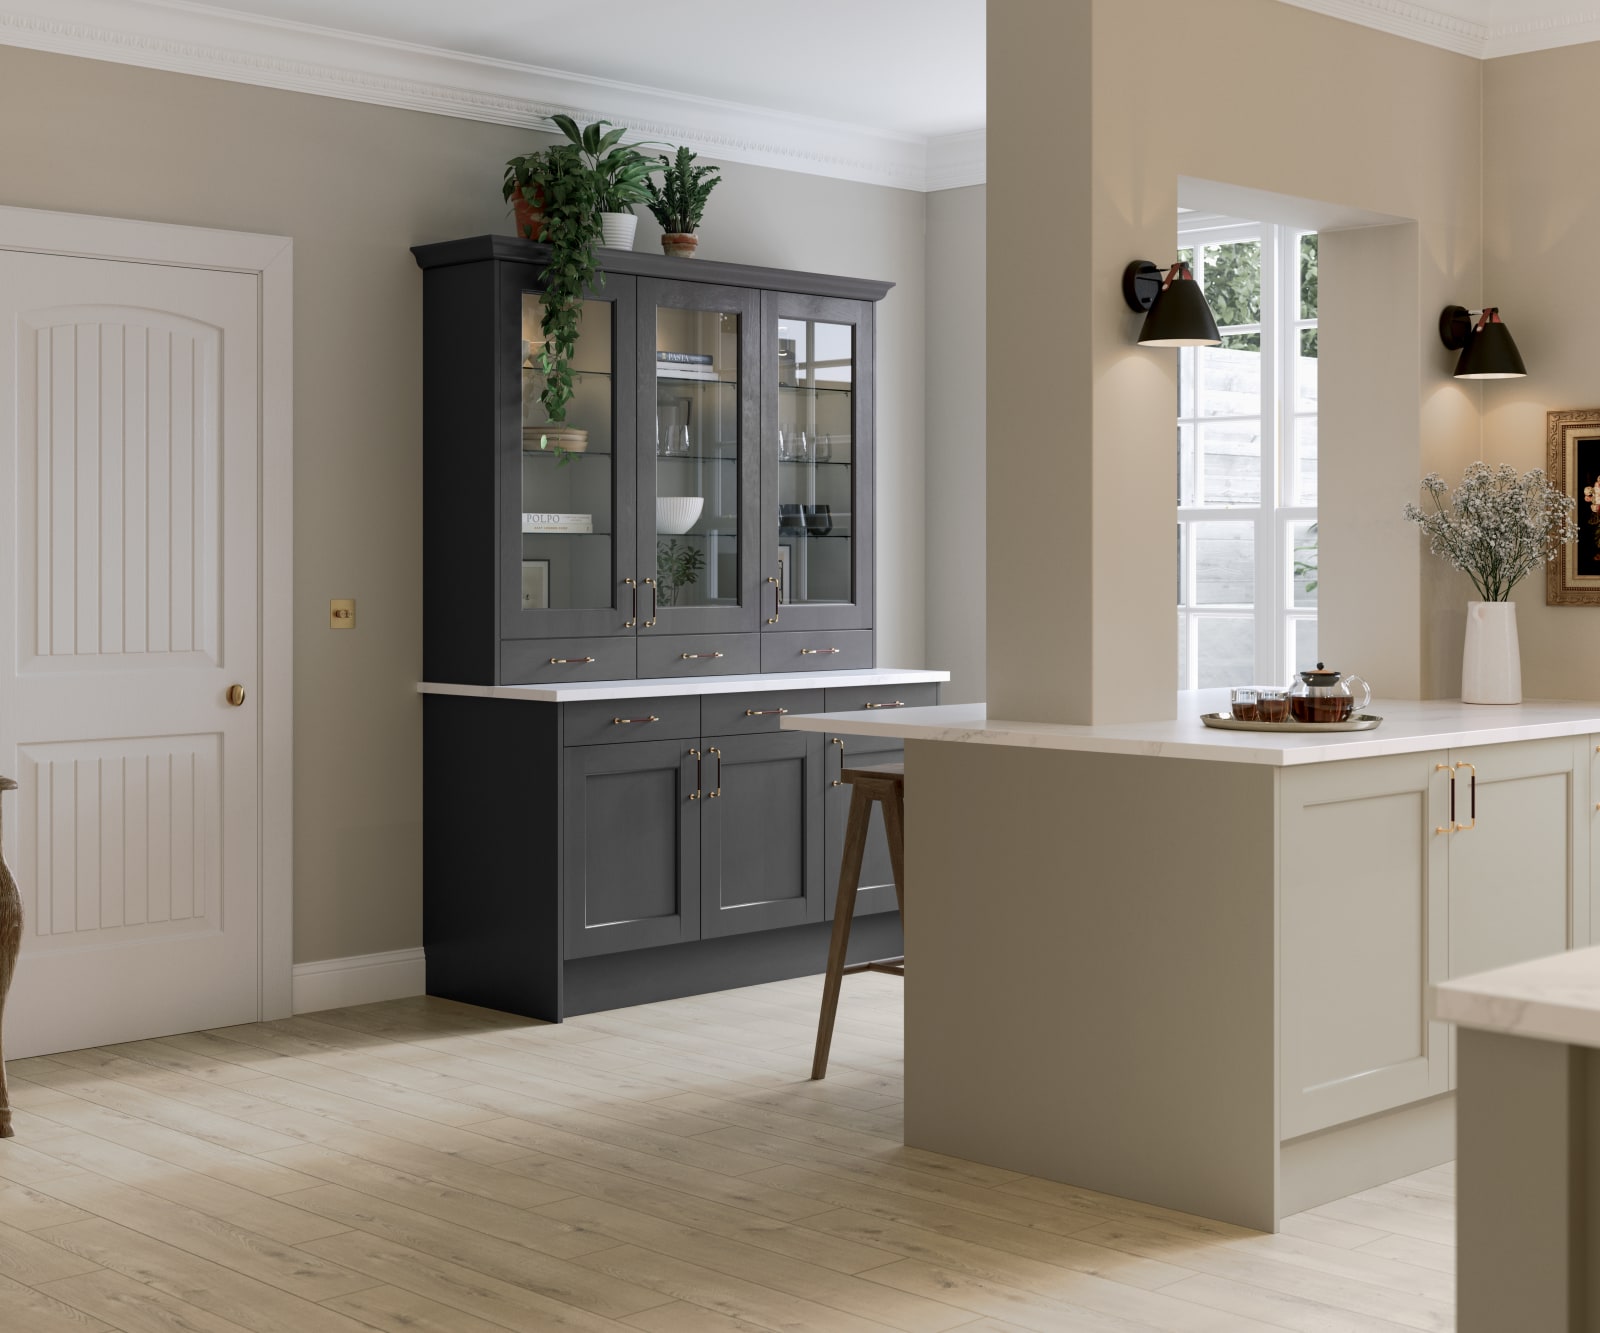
<box><xmin>1483</xmin><ymin>43</ymin><xmax>1600</xmax><ymax>700</ymax></box>
<box><xmin>989</xmin><ymin>0</ymin><xmax>1483</xmax><ymax>721</ymax></box>
<box><xmin>925</xmin><ymin>185</ymin><xmax>986</xmax><ymax>704</ymax></box>
<box><xmin>0</xmin><ymin>44</ymin><xmax>928</xmax><ymax>963</ymax></box>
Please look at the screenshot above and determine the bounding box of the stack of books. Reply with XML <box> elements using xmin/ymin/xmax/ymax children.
<box><xmin>656</xmin><ymin>351</ymin><xmax>720</xmax><ymax>381</ymax></box>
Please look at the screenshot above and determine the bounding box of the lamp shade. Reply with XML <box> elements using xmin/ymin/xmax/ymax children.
<box><xmin>1454</xmin><ymin>310</ymin><xmax>1526</xmax><ymax>379</ymax></box>
<box><xmin>1137</xmin><ymin>264</ymin><xmax>1221</xmax><ymax>348</ymax></box>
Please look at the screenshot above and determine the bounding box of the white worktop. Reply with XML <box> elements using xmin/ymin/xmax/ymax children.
<box><xmin>417</xmin><ymin>667</ymin><xmax>948</xmax><ymax>704</ymax></box>
<box><xmin>1433</xmin><ymin>946</ymin><xmax>1600</xmax><ymax>1049</ymax></box>
<box><xmin>778</xmin><ymin>690</ymin><xmax>1600</xmax><ymax>766</ymax></box>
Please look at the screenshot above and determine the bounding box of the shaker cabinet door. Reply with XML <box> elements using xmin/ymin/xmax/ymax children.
<box><xmin>563</xmin><ymin>739</ymin><xmax>700</xmax><ymax>958</ymax></box>
<box><xmin>699</xmin><ymin>732</ymin><xmax>824</xmax><ymax>939</ymax></box>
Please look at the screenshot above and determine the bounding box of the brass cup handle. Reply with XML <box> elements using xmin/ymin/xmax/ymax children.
<box><xmin>765</xmin><ymin>576</ymin><xmax>780</xmax><ymax>625</ymax></box>
<box><xmin>863</xmin><ymin>700</ymin><xmax>905</xmax><ymax>709</ymax></box>
<box><xmin>830</xmin><ymin>736</ymin><xmax>845</xmax><ymax>786</ymax></box>
<box><xmin>745</xmin><ymin>708</ymin><xmax>788</xmax><ymax>717</ymax></box>
<box><xmin>611</xmin><ymin>715</ymin><xmax>661</xmax><ymax>726</ymax></box>
<box><xmin>801</xmin><ymin>647</ymin><xmax>840</xmax><ymax>656</ymax></box>
<box><xmin>644</xmin><ymin>577</ymin><xmax>658</xmax><ymax>629</ymax></box>
<box><xmin>624</xmin><ymin>577</ymin><xmax>638</xmax><ymax>629</ymax></box>
<box><xmin>550</xmin><ymin>656</ymin><xmax>596</xmax><ymax>665</ymax></box>
<box><xmin>680</xmin><ymin>651</ymin><xmax>724</xmax><ymax>660</ymax></box>
<box><xmin>708</xmin><ymin>746</ymin><xmax>722</xmax><ymax>798</ymax></box>
<box><xmin>1453</xmin><ymin>761</ymin><xmax>1476</xmax><ymax>832</ymax></box>
<box><xmin>689</xmin><ymin>748</ymin><xmax>702</xmax><ymax>800</ymax></box>
<box><xmin>226</xmin><ymin>684</ymin><xmax>247</xmax><ymax>707</ymax></box>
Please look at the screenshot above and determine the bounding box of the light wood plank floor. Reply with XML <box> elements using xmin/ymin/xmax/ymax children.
<box><xmin>0</xmin><ymin>972</ymin><xmax>1455</xmax><ymax>1332</ymax></box>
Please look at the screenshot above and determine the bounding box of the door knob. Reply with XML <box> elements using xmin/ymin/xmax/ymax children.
<box><xmin>226</xmin><ymin>684</ymin><xmax>246</xmax><ymax>707</ymax></box>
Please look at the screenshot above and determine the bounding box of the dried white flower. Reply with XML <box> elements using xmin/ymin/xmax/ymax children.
<box><xmin>1402</xmin><ymin>462</ymin><xmax>1578</xmax><ymax>602</ymax></box>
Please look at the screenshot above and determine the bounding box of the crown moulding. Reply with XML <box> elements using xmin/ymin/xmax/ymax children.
<box><xmin>1280</xmin><ymin>0</ymin><xmax>1600</xmax><ymax>58</ymax></box>
<box><xmin>0</xmin><ymin>0</ymin><xmax>986</xmax><ymax>191</ymax></box>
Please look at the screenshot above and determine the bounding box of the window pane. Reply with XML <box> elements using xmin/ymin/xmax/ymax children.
<box><xmin>1178</xmin><ymin>613</ymin><xmax>1190</xmax><ymax>689</ymax></box>
<box><xmin>1199</xmin><ymin>422</ymin><xmax>1261</xmax><ymax>506</ymax></box>
<box><xmin>1289</xmin><ymin>416</ymin><xmax>1318</xmax><ymax>506</ymax></box>
<box><xmin>1291</xmin><ymin>520</ymin><xmax>1318</xmax><ymax>607</ymax></box>
<box><xmin>1201</xmin><ymin>240</ymin><xmax>1261</xmax><ymax>327</ymax></box>
<box><xmin>1177</xmin><ymin>524</ymin><xmax>1187</xmax><ymax>606</ymax></box>
<box><xmin>1292</xmin><ymin>617</ymin><xmax>1318</xmax><ymax>672</ymax></box>
<box><xmin>1198</xmin><ymin>617</ymin><xmax>1255</xmax><ymax>688</ymax></box>
<box><xmin>1200</xmin><ymin>345</ymin><xmax>1260</xmax><ymax>417</ymax></box>
<box><xmin>1295</xmin><ymin>339</ymin><xmax>1318</xmax><ymax>410</ymax></box>
<box><xmin>1178</xmin><ymin>346</ymin><xmax>1195</xmax><ymax>418</ymax></box>
<box><xmin>1300</xmin><ymin>234</ymin><xmax>1318</xmax><ymax>320</ymax></box>
<box><xmin>1178</xmin><ymin>425</ymin><xmax>1195</xmax><ymax>506</ymax></box>
<box><xmin>1194</xmin><ymin>522</ymin><xmax>1254</xmax><ymax>605</ymax></box>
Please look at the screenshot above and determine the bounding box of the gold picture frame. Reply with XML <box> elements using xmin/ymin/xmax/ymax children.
<box><xmin>1548</xmin><ymin>408</ymin><xmax>1600</xmax><ymax>605</ymax></box>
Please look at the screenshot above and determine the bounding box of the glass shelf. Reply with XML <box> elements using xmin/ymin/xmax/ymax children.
<box><xmin>777</xmin><ymin>459</ymin><xmax>852</xmax><ymax>467</ymax></box>
<box><xmin>655</xmin><ymin>376</ymin><xmax>739</xmax><ymax>389</ymax></box>
<box><xmin>523</xmin><ymin>446</ymin><xmax>613</xmax><ymax>458</ymax></box>
<box><xmin>779</xmin><ymin>383</ymin><xmax>853</xmax><ymax>395</ymax></box>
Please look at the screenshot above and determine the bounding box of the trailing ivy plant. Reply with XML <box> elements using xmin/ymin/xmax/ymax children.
<box><xmin>529</xmin><ymin>141</ymin><xmax>601</xmax><ymax>453</ymax></box>
<box><xmin>645</xmin><ymin>146</ymin><xmax>722</xmax><ymax>235</ymax></box>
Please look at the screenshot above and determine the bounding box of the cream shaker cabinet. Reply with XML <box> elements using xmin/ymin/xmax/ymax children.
<box><xmin>1280</xmin><ymin>736</ymin><xmax>1587</xmax><ymax>1140</ymax></box>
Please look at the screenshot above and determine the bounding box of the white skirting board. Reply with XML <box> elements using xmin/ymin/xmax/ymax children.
<box><xmin>292</xmin><ymin>948</ymin><xmax>426</xmax><ymax>1014</ymax></box>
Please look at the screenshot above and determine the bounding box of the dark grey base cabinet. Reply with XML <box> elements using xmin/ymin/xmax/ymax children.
<box><xmin>423</xmin><ymin>681</ymin><xmax>937</xmax><ymax>1021</ymax></box>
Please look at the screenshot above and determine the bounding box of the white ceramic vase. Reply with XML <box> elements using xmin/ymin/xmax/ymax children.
<box><xmin>1461</xmin><ymin>600</ymin><xmax>1522</xmax><ymax>704</ymax></box>
<box><xmin>599</xmin><ymin>212</ymin><xmax>638</xmax><ymax>250</ymax></box>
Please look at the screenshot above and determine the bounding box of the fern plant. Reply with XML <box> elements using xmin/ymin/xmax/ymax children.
<box><xmin>645</xmin><ymin>147</ymin><xmax>722</xmax><ymax>234</ymax></box>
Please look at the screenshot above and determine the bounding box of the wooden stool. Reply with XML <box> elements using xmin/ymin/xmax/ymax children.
<box><xmin>812</xmin><ymin>763</ymin><xmax>904</xmax><ymax>1080</ymax></box>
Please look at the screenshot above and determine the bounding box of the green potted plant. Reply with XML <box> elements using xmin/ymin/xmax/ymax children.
<box><xmin>549</xmin><ymin>114</ymin><xmax>659</xmax><ymax>251</ymax></box>
<box><xmin>645</xmin><ymin>146</ymin><xmax>722</xmax><ymax>257</ymax></box>
<box><xmin>656</xmin><ymin>539</ymin><xmax>706</xmax><ymax>607</ymax></box>
<box><xmin>502</xmin><ymin>148</ymin><xmax>555</xmax><ymax>240</ymax></box>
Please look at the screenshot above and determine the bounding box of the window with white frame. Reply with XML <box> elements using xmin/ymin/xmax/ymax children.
<box><xmin>1176</xmin><ymin>215</ymin><xmax>1318</xmax><ymax>689</ymax></box>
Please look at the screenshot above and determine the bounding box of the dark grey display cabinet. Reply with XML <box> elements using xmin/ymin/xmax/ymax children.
<box><xmin>414</xmin><ymin>235</ymin><xmax>942</xmax><ymax>1020</ymax></box>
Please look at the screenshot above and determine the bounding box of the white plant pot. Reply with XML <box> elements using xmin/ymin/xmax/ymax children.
<box><xmin>599</xmin><ymin>212</ymin><xmax>638</xmax><ymax>250</ymax></box>
<box><xmin>1461</xmin><ymin>600</ymin><xmax>1522</xmax><ymax>704</ymax></box>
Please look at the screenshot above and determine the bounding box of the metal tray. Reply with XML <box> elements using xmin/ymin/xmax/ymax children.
<box><xmin>1201</xmin><ymin>712</ymin><xmax>1383</xmax><ymax>733</ymax></box>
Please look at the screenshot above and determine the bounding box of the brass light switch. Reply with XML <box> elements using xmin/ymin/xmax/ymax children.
<box><xmin>330</xmin><ymin>599</ymin><xmax>355</xmax><ymax>629</ymax></box>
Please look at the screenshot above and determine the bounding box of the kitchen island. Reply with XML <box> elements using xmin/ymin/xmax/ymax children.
<box><xmin>782</xmin><ymin>691</ymin><xmax>1600</xmax><ymax>1230</ymax></box>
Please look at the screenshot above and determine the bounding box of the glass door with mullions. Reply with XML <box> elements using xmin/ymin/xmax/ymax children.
<box><xmin>761</xmin><ymin>292</ymin><xmax>874</xmax><ymax>632</ymax></box>
<box><xmin>506</xmin><ymin>272</ymin><xmax>637</xmax><ymax>638</ymax></box>
<box><xmin>637</xmin><ymin>279</ymin><xmax>760</xmax><ymax>635</ymax></box>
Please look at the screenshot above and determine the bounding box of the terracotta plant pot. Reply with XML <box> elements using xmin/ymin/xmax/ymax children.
<box><xmin>511</xmin><ymin>185</ymin><xmax>547</xmax><ymax>240</ymax></box>
<box><xmin>661</xmin><ymin>232</ymin><xmax>699</xmax><ymax>258</ymax></box>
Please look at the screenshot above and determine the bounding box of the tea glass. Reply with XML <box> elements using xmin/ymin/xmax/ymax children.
<box><xmin>1256</xmin><ymin>688</ymin><xmax>1291</xmax><ymax>722</ymax></box>
<box><xmin>1229</xmin><ymin>687</ymin><xmax>1260</xmax><ymax>722</ymax></box>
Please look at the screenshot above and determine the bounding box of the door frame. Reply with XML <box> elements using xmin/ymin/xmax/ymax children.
<box><xmin>0</xmin><ymin>204</ymin><xmax>294</xmax><ymax>1020</ymax></box>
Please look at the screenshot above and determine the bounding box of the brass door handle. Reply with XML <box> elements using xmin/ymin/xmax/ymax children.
<box><xmin>550</xmin><ymin>656</ymin><xmax>596</xmax><ymax>665</ymax></box>
<box><xmin>830</xmin><ymin>736</ymin><xmax>845</xmax><ymax>786</ymax></box>
<box><xmin>1454</xmin><ymin>761</ymin><xmax>1476</xmax><ymax>832</ymax></box>
<box><xmin>765</xmin><ymin>576</ymin><xmax>780</xmax><ymax>624</ymax></box>
<box><xmin>709</xmin><ymin>746</ymin><xmax>722</xmax><ymax>798</ymax></box>
<box><xmin>689</xmin><ymin>748</ymin><xmax>702</xmax><ymax>801</ymax></box>
<box><xmin>1434</xmin><ymin>762</ymin><xmax>1454</xmax><ymax>835</ymax></box>
<box><xmin>680</xmin><ymin>651</ymin><xmax>724</xmax><ymax>660</ymax></box>
<box><xmin>863</xmin><ymin>700</ymin><xmax>904</xmax><ymax>709</ymax></box>
<box><xmin>624</xmin><ymin>577</ymin><xmax>638</xmax><ymax>629</ymax></box>
<box><xmin>801</xmin><ymin>647</ymin><xmax>840</xmax><ymax>656</ymax></box>
<box><xmin>611</xmin><ymin>715</ymin><xmax>661</xmax><ymax>726</ymax></box>
<box><xmin>644</xmin><ymin>578</ymin><xmax>658</xmax><ymax>628</ymax></box>
<box><xmin>745</xmin><ymin>708</ymin><xmax>788</xmax><ymax>717</ymax></box>
<box><xmin>226</xmin><ymin>684</ymin><xmax>246</xmax><ymax>707</ymax></box>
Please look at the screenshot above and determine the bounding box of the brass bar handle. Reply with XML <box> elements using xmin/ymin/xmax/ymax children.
<box><xmin>611</xmin><ymin>715</ymin><xmax>661</xmax><ymax>725</ymax></box>
<box><xmin>765</xmin><ymin>576</ymin><xmax>781</xmax><ymax>625</ymax></box>
<box><xmin>624</xmin><ymin>577</ymin><xmax>638</xmax><ymax>629</ymax></box>
<box><xmin>830</xmin><ymin>736</ymin><xmax>845</xmax><ymax>786</ymax></box>
<box><xmin>680</xmin><ymin>651</ymin><xmax>725</xmax><ymax>660</ymax></box>
<box><xmin>644</xmin><ymin>577</ymin><xmax>658</xmax><ymax>628</ymax></box>
<box><xmin>1434</xmin><ymin>762</ymin><xmax>1454</xmax><ymax>835</ymax></box>
<box><xmin>800</xmin><ymin>647</ymin><xmax>841</xmax><ymax>656</ymax></box>
<box><xmin>689</xmin><ymin>748</ymin><xmax>702</xmax><ymax>801</ymax></box>
<box><xmin>863</xmin><ymin>700</ymin><xmax>905</xmax><ymax>709</ymax></box>
<box><xmin>549</xmin><ymin>656</ymin><xmax>596</xmax><ymax>665</ymax></box>
<box><xmin>1454</xmin><ymin>760</ymin><xmax>1477</xmax><ymax>832</ymax></box>
<box><xmin>709</xmin><ymin>746</ymin><xmax>722</xmax><ymax>798</ymax></box>
<box><xmin>745</xmin><ymin>708</ymin><xmax>788</xmax><ymax>717</ymax></box>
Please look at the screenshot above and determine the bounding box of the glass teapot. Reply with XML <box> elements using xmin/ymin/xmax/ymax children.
<box><xmin>1289</xmin><ymin>662</ymin><xmax>1371</xmax><ymax>723</ymax></box>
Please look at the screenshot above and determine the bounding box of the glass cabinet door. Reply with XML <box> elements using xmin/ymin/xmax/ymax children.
<box><xmin>762</xmin><ymin>293</ymin><xmax>874</xmax><ymax>632</ymax></box>
<box><xmin>637</xmin><ymin>279</ymin><xmax>760</xmax><ymax>635</ymax></box>
<box><xmin>505</xmin><ymin>271</ymin><xmax>637</xmax><ymax>638</ymax></box>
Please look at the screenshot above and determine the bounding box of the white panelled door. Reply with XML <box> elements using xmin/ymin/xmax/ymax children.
<box><xmin>0</xmin><ymin>250</ymin><xmax>261</xmax><ymax>1057</ymax></box>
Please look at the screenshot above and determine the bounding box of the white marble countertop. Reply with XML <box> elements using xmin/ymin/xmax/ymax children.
<box><xmin>778</xmin><ymin>690</ymin><xmax>1600</xmax><ymax>766</ymax></box>
<box><xmin>417</xmin><ymin>667</ymin><xmax>949</xmax><ymax>704</ymax></box>
<box><xmin>1432</xmin><ymin>946</ymin><xmax>1600</xmax><ymax>1049</ymax></box>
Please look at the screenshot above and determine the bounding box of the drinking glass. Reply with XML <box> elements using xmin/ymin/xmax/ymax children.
<box><xmin>777</xmin><ymin>426</ymin><xmax>790</xmax><ymax>461</ymax></box>
<box><xmin>793</xmin><ymin>430</ymin><xmax>810</xmax><ymax>463</ymax></box>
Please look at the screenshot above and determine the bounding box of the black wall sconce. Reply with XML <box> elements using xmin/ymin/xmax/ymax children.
<box><xmin>1123</xmin><ymin>260</ymin><xmax>1222</xmax><ymax>347</ymax></box>
<box><xmin>1439</xmin><ymin>305</ymin><xmax>1527</xmax><ymax>379</ymax></box>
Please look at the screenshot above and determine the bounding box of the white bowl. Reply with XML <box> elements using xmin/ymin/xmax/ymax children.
<box><xmin>656</xmin><ymin>496</ymin><xmax>704</xmax><ymax>535</ymax></box>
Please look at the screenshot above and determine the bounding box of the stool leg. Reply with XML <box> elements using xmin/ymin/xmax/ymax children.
<box><xmin>813</xmin><ymin>785</ymin><xmax>873</xmax><ymax>1080</ymax></box>
<box><xmin>882</xmin><ymin>780</ymin><xmax>907</xmax><ymax>918</ymax></box>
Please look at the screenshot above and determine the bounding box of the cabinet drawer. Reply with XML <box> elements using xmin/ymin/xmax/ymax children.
<box><xmin>824</xmin><ymin>681</ymin><xmax>940</xmax><ymax>714</ymax></box>
<box><xmin>502</xmin><ymin>637</ymin><xmax>637</xmax><ymax>686</ymax></box>
<box><xmin>761</xmin><ymin>629</ymin><xmax>873</xmax><ymax>674</ymax></box>
<box><xmin>702</xmin><ymin>689</ymin><xmax>826</xmax><ymax>736</ymax></box>
<box><xmin>563</xmin><ymin>695</ymin><xmax>701</xmax><ymax>747</ymax></box>
<box><xmin>638</xmin><ymin>633</ymin><xmax>761</xmax><ymax>680</ymax></box>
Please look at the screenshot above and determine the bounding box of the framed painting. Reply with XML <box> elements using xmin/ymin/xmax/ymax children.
<box><xmin>1548</xmin><ymin>409</ymin><xmax>1600</xmax><ymax>605</ymax></box>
